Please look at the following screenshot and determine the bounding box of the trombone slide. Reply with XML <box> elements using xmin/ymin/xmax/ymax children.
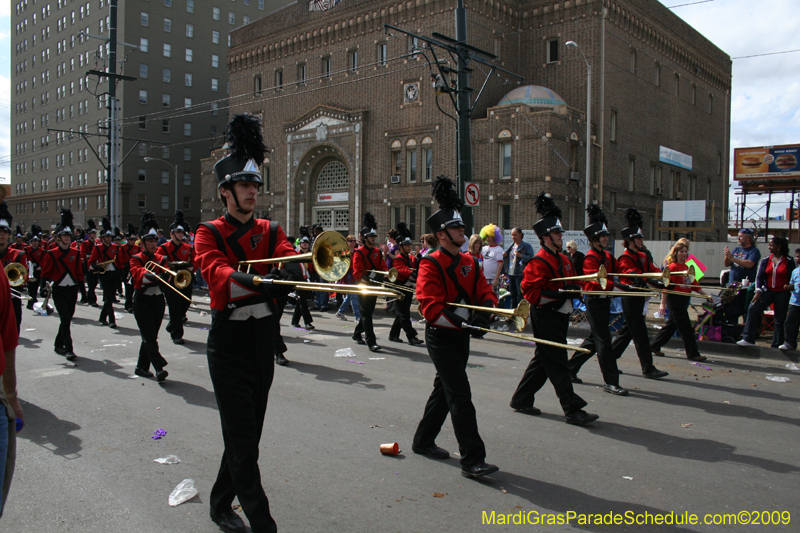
<box><xmin>460</xmin><ymin>322</ymin><xmax>591</xmax><ymax>354</ymax></box>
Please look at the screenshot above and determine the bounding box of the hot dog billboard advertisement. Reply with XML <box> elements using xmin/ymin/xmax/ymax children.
<box><xmin>734</xmin><ymin>144</ymin><xmax>800</xmax><ymax>180</ymax></box>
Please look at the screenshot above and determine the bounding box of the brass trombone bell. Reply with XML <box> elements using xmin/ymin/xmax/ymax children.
<box><xmin>448</xmin><ymin>299</ymin><xmax>531</xmax><ymax>333</ymax></box>
<box><xmin>610</xmin><ymin>267</ymin><xmax>671</xmax><ymax>287</ymax></box>
<box><xmin>4</xmin><ymin>262</ymin><xmax>28</xmax><ymax>287</ymax></box>
<box><xmin>551</xmin><ymin>265</ymin><xmax>608</xmax><ymax>290</ymax></box>
<box><xmin>366</xmin><ymin>267</ymin><xmax>399</xmax><ymax>283</ymax></box>
<box><xmin>145</xmin><ymin>261</ymin><xmax>193</xmax><ymax>289</ymax></box>
<box><xmin>237</xmin><ymin>231</ymin><xmax>350</xmax><ymax>283</ymax></box>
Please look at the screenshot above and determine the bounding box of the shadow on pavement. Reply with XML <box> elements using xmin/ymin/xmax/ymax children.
<box><xmin>17</xmin><ymin>400</ymin><xmax>83</xmax><ymax>458</ymax></box>
<box><xmin>69</xmin><ymin>357</ymin><xmax>136</xmax><ymax>381</ymax></box>
<box><xmin>159</xmin><ymin>379</ymin><xmax>219</xmax><ymax>411</ymax></box>
<box><xmin>286</xmin><ymin>361</ymin><xmax>385</xmax><ymax>390</ymax></box>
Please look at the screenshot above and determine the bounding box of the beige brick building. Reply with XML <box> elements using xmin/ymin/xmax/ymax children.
<box><xmin>202</xmin><ymin>0</ymin><xmax>731</xmax><ymax>241</ymax></box>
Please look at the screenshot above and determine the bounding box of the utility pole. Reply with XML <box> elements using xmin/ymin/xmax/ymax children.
<box><xmin>454</xmin><ymin>1</ymin><xmax>473</xmax><ymax>233</ymax></box>
<box><xmin>107</xmin><ymin>0</ymin><xmax>119</xmax><ymax>229</ymax></box>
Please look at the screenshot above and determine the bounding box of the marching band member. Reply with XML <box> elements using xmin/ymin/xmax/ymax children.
<box><xmin>289</xmin><ymin>236</ymin><xmax>315</xmax><ymax>331</ymax></box>
<box><xmin>10</xmin><ymin>227</ymin><xmax>25</xmax><ymax>251</ymax></box>
<box><xmin>351</xmin><ymin>213</ymin><xmax>384</xmax><ymax>352</ymax></box>
<box><xmin>194</xmin><ymin>114</ymin><xmax>298</xmax><ymax>533</ymax></box>
<box><xmin>88</xmin><ymin>218</ymin><xmax>119</xmax><ymax>328</ymax></box>
<box><xmin>116</xmin><ymin>223</ymin><xmax>141</xmax><ymax>313</ymax></box>
<box><xmin>509</xmin><ymin>193</ymin><xmax>599</xmax><ymax>425</ymax></box>
<box><xmin>614</xmin><ymin>208</ymin><xmax>669</xmax><ymax>379</ymax></box>
<box><xmin>389</xmin><ymin>226</ymin><xmax>423</xmax><ymax>346</ymax></box>
<box><xmin>567</xmin><ymin>205</ymin><xmax>627</xmax><ymax>395</ymax></box>
<box><xmin>24</xmin><ymin>226</ymin><xmax>45</xmax><ymax>310</ymax></box>
<box><xmin>82</xmin><ymin>220</ymin><xmax>99</xmax><ymax>306</ymax></box>
<box><xmin>412</xmin><ymin>176</ymin><xmax>499</xmax><ymax>479</ymax></box>
<box><xmin>159</xmin><ymin>211</ymin><xmax>194</xmax><ymax>344</ymax></box>
<box><xmin>39</xmin><ymin>209</ymin><xmax>83</xmax><ymax>361</ymax></box>
<box><xmin>129</xmin><ymin>212</ymin><xmax>170</xmax><ymax>381</ymax></box>
<box><xmin>0</xmin><ymin>203</ymin><xmax>26</xmax><ymax>333</ymax></box>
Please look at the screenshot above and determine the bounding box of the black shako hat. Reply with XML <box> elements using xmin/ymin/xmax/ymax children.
<box><xmin>532</xmin><ymin>193</ymin><xmax>564</xmax><ymax>238</ymax></box>
<box><xmin>584</xmin><ymin>204</ymin><xmax>610</xmax><ymax>240</ymax></box>
<box><xmin>139</xmin><ymin>211</ymin><xmax>160</xmax><ymax>240</ymax></box>
<box><xmin>101</xmin><ymin>216</ymin><xmax>113</xmax><ymax>237</ymax></box>
<box><xmin>0</xmin><ymin>202</ymin><xmax>12</xmax><ymax>234</ymax></box>
<box><xmin>360</xmin><ymin>212</ymin><xmax>378</xmax><ymax>238</ymax></box>
<box><xmin>56</xmin><ymin>209</ymin><xmax>74</xmax><ymax>236</ymax></box>
<box><xmin>170</xmin><ymin>210</ymin><xmax>187</xmax><ymax>233</ymax></box>
<box><xmin>396</xmin><ymin>221</ymin><xmax>412</xmax><ymax>246</ymax></box>
<box><xmin>620</xmin><ymin>207</ymin><xmax>644</xmax><ymax>240</ymax></box>
<box><xmin>426</xmin><ymin>175</ymin><xmax>465</xmax><ymax>233</ymax></box>
<box><xmin>214</xmin><ymin>114</ymin><xmax>267</xmax><ymax>188</ymax></box>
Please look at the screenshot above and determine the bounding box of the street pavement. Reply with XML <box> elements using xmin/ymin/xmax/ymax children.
<box><xmin>3</xmin><ymin>293</ymin><xmax>799</xmax><ymax>532</ymax></box>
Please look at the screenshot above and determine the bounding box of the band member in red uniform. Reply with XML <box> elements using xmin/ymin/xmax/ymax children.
<box><xmin>566</xmin><ymin>205</ymin><xmax>628</xmax><ymax>395</ymax></box>
<box><xmin>159</xmin><ymin>211</ymin><xmax>194</xmax><ymax>344</ymax></box>
<box><xmin>389</xmin><ymin>228</ymin><xmax>423</xmax><ymax>345</ymax></box>
<box><xmin>40</xmin><ymin>209</ymin><xmax>84</xmax><ymax>361</ymax></box>
<box><xmin>10</xmin><ymin>227</ymin><xmax>25</xmax><ymax>250</ymax></box>
<box><xmin>88</xmin><ymin>218</ymin><xmax>119</xmax><ymax>328</ymax></box>
<box><xmin>351</xmin><ymin>212</ymin><xmax>385</xmax><ymax>352</ymax></box>
<box><xmin>509</xmin><ymin>193</ymin><xmax>599</xmax><ymax>425</ymax></box>
<box><xmin>81</xmin><ymin>220</ymin><xmax>99</xmax><ymax>306</ymax></box>
<box><xmin>615</xmin><ymin>208</ymin><xmax>669</xmax><ymax>379</ymax></box>
<box><xmin>194</xmin><ymin>114</ymin><xmax>298</xmax><ymax>533</ymax></box>
<box><xmin>412</xmin><ymin>176</ymin><xmax>499</xmax><ymax>479</ymax></box>
<box><xmin>0</xmin><ymin>203</ymin><xmax>26</xmax><ymax>333</ymax></box>
<box><xmin>116</xmin><ymin>223</ymin><xmax>141</xmax><ymax>312</ymax></box>
<box><xmin>24</xmin><ymin>225</ymin><xmax>45</xmax><ymax>310</ymax></box>
<box><xmin>129</xmin><ymin>212</ymin><xmax>170</xmax><ymax>381</ymax></box>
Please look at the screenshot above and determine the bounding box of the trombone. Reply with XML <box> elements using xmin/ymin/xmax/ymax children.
<box><xmin>4</xmin><ymin>262</ymin><xmax>28</xmax><ymax>287</ymax></box>
<box><xmin>559</xmin><ymin>288</ymin><xmax>658</xmax><ymax>297</ymax></box>
<box><xmin>460</xmin><ymin>322</ymin><xmax>591</xmax><ymax>353</ymax></box>
<box><xmin>365</xmin><ymin>267</ymin><xmax>399</xmax><ymax>283</ymax></box>
<box><xmin>10</xmin><ymin>288</ymin><xmax>32</xmax><ymax>301</ymax></box>
<box><xmin>609</xmin><ymin>267</ymin><xmax>671</xmax><ymax>287</ymax></box>
<box><xmin>551</xmin><ymin>265</ymin><xmax>608</xmax><ymax>290</ymax></box>
<box><xmin>143</xmin><ymin>261</ymin><xmax>195</xmax><ymax>304</ymax></box>
<box><xmin>251</xmin><ymin>276</ymin><xmax>404</xmax><ymax>299</ymax></box>
<box><xmin>448</xmin><ymin>299</ymin><xmax>531</xmax><ymax>332</ymax></box>
<box><xmin>237</xmin><ymin>231</ymin><xmax>349</xmax><ymax>283</ymax></box>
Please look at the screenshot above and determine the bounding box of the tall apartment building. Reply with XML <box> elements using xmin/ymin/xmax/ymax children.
<box><xmin>202</xmin><ymin>0</ymin><xmax>731</xmax><ymax>241</ymax></box>
<box><xmin>9</xmin><ymin>0</ymin><xmax>292</xmax><ymax>232</ymax></box>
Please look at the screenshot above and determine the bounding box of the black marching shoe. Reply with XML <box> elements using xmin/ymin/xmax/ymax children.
<box><xmin>108</xmin><ymin>323</ymin><xmax>117</xmax><ymax>329</ymax></box>
<box><xmin>65</xmin><ymin>352</ymin><xmax>78</xmax><ymax>362</ymax></box>
<box><xmin>652</xmin><ymin>349</ymin><xmax>665</xmax><ymax>357</ymax></box>
<box><xmin>304</xmin><ymin>323</ymin><xmax>315</xmax><ymax>331</ymax></box>
<box><xmin>27</xmin><ymin>301</ymin><xmax>35</xmax><ymax>310</ymax></box>
<box><xmin>510</xmin><ymin>402</ymin><xmax>542</xmax><ymax>416</ymax></box>
<box><xmin>99</xmin><ymin>320</ymin><xmax>108</xmax><ymax>326</ymax></box>
<box><xmin>352</xmin><ymin>335</ymin><xmax>366</xmax><ymax>345</ymax></box>
<box><xmin>172</xmin><ymin>338</ymin><xmax>185</xmax><ymax>345</ymax></box>
<box><xmin>603</xmin><ymin>384</ymin><xmax>629</xmax><ymax>396</ymax></box>
<box><xmin>461</xmin><ymin>463</ymin><xmax>500</xmax><ymax>479</ymax></box>
<box><xmin>368</xmin><ymin>345</ymin><xmax>382</xmax><ymax>353</ymax></box>
<box><xmin>166</xmin><ymin>323</ymin><xmax>173</xmax><ymax>334</ymax></box>
<box><xmin>408</xmin><ymin>337</ymin><xmax>425</xmax><ymax>346</ymax></box>
<box><xmin>570</xmin><ymin>373</ymin><xmax>583</xmax><ymax>384</ymax></box>
<box><xmin>643</xmin><ymin>367</ymin><xmax>669</xmax><ymax>380</ymax></box>
<box><xmin>275</xmin><ymin>353</ymin><xmax>289</xmax><ymax>366</ymax></box>
<box><xmin>55</xmin><ymin>346</ymin><xmax>67</xmax><ymax>356</ymax></box>
<box><xmin>209</xmin><ymin>508</ymin><xmax>246</xmax><ymax>533</ymax></box>
<box><xmin>412</xmin><ymin>444</ymin><xmax>450</xmax><ymax>459</ymax></box>
<box><xmin>565</xmin><ymin>410</ymin><xmax>599</xmax><ymax>426</ymax></box>
<box><xmin>135</xmin><ymin>368</ymin><xmax>155</xmax><ymax>378</ymax></box>
<box><xmin>388</xmin><ymin>336</ymin><xmax>404</xmax><ymax>343</ymax></box>
<box><xmin>156</xmin><ymin>369</ymin><xmax>169</xmax><ymax>382</ymax></box>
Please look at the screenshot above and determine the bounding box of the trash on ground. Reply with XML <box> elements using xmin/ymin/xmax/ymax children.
<box><xmin>432</xmin><ymin>492</ymin><xmax>446</xmax><ymax>498</ymax></box>
<box><xmin>370</xmin><ymin>425</ymin><xmax>382</xmax><ymax>429</ymax></box>
<box><xmin>24</xmin><ymin>328</ymin><xmax>36</xmax><ymax>332</ymax></box>
<box><xmin>168</xmin><ymin>479</ymin><xmax>199</xmax><ymax>506</ymax></box>
<box><xmin>369</xmin><ymin>357</ymin><xmax>385</xmax><ymax>360</ymax></box>
<box><xmin>690</xmin><ymin>362</ymin><xmax>712</xmax><ymax>370</ymax></box>
<box><xmin>766</xmin><ymin>375</ymin><xmax>790</xmax><ymax>383</ymax></box>
<box><xmin>335</xmin><ymin>348</ymin><xmax>356</xmax><ymax>358</ymax></box>
<box><xmin>346</xmin><ymin>360</ymin><xmax>365</xmax><ymax>364</ymax></box>
<box><xmin>103</xmin><ymin>344</ymin><xmax>126</xmax><ymax>347</ymax></box>
<box><xmin>154</xmin><ymin>455</ymin><xmax>181</xmax><ymax>464</ymax></box>
<box><xmin>786</xmin><ymin>363</ymin><xmax>800</xmax><ymax>371</ymax></box>
<box><xmin>681</xmin><ymin>423</ymin><xmax>693</xmax><ymax>428</ymax></box>
<box><xmin>622</xmin><ymin>476</ymin><xmax>634</xmax><ymax>480</ymax></box>
<box><xmin>304</xmin><ymin>339</ymin><xmax>312</xmax><ymax>343</ymax></box>
<box><xmin>152</xmin><ymin>428</ymin><xmax>168</xmax><ymax>440</ymax></box>
<box><xmin>723</xmin><ymin>401</ymin><xmax>731</xmax><ymax>404</ymax></box>
<box><xmin>114</xmin><ymin>312</ymin><xmax>124</xmax><ymax>320</ymax></box>
<box><xmin>380</xmin><ymin>442</ymin><xmax>400</xmax><ymax>456</ymax></box>
<box><xmin>466</xmin><ymin>364</ymin><xmax>485</xmax><ymax>370</ymax></box>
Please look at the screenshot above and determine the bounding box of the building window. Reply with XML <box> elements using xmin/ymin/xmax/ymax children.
<box><xmin>138</xmin><ymin>194</ymin><xmax>146</xmax><ymax>208</ymax></box>
<box><xmin>499</xmin><ymin>204</ymin><xmax>511</xmax><ymax>230</ymax></box>
<box><xmin>629</xmin><ymin>48</ymin><xmax>636</xmax><ymax>74</ymax></box>
<box><xmin>674</xmin><ymin>74</ymin><xmax>680</xmax><ymax>96</ymax></box>
<box><xmin>316</xmin><ymin>160</ymin><xmax>349</xmax><ymax>190</ymax></box>
<box><xmin>348</xmin><ymin>50</ymin><xmax>358</xmax><ymax>72</ymax></box>
<box><xmin>183</xmin><ymin>148</ymin><xmax>191</xmax><ymax>161</ymax></box>
<box><xmin>140</xmin><ymin>64</ymin><xmax>148</xmax><ymax>78</ymax></box>
<box><xmin>164</xmin><ymin>0</ymin><xmax>172</xmax><ymax>7</ymax></box>
<box><xmin>654</xmin><ymin>62</ymin><xmax>661</xmax><ymax>86</ymax></box>
<box><xmin>499</xmin><ymin>142</ymin><xmax>512</xmax><ymax>178</ymax></box>
<box><xmin>185</xmin><ymin>73</ymin><xmax>193</xmax><ymax>87</ymax></box>
<box><xmin>297</xmin><ymin>63</ymin><xmax>306</xmax><ymax>84</ymax></box>
<box><xmin>407</xmin><ymin>206</ymin><xmax>417</xmax><ymax>239</ymax></box>
<box><xmin>183</xmin><ymin>172</ymin><xmax>192</xmax><ymax>186</ymax></box>
<box><xmin>253</xmin><ymin>75</ymin><xmax>262</xmax><ymax>95</ymax></box>
<box><xmin>405</xmin><ymin>139</ymin><xmax>417</xmax><ymax>182</ymax></box>
<box><xmin>212</xmin><ymin>7</ymin><xmax>220</xmax><ymax>20</ymax></box>
<box><xmin>377</xmin><ymin>42</ymin><xmax>387</xmax><ymax>66</ymax></box>
<box><xmin>187</xmin><ymin>0</ymin><xmax>194</xmax><ymax>13</ymax></box>
<box><xmin>163</xmin><ymin>18</ymin><xmax>172</xmax><ymax>32</ymax></box>
<box><xmin>409</xmin><ymin>36</ymin><xmax>420</xmax><ymax>56</ymax></box>
<box><xmin>211</xmin><ymin>78</ymin><xmax>218</xmax><ymax>91</ymax></box>
<box><xmin>243</xmin><ymin>15</ymin><xmax>250</xmax><ymax>25</ymax></box>
<box><xmin>139</xmin><ymin>38</ymin><xmax>149</xmax><ymax>52</ymax></box>
<box><xmin>162</xmin><ymin>93</ymin><xmax>171</xmax><ymax>108</ymax></box>
<box><xmin>139</xmin><ymin>90</ymin><xmax>147</xmax><ymax>104</ymax></box>
<box><xmin>210</xmin><ymin>102</ymin><xmax>219</xmax><ymax>116</ymax></box>
<box><xmin>628</xmin><ymin>158</ymin><xmax>635</xmax><ymax>191</ymax></box>
<box><xmin>423</xmin><ymin>147</ymin><xmax>433</xmax><ymax>182</ymax></box>
<box><xmin>186</xmin><ymin>23</ymin><xmax>194</xmax><ymax>38</ymax></box>
<box><xmin>322</xmin><ymin>56</ymin><xmax>331</xmax><ymax>78</ymax></box>
<box><xmin>163</xmin><ymin>43</ymin><xmax>171</xmax><ymax>57</ymax></box>
<box><xmin>708</xmin><ymin>93</ymin><xmax>713</xmax><ymax>114</ymax></box>
<box><xmin>546</xmin><ymin>39</ymin><xmax>558</xmax><ymax>63</ymax></box>
<box><xmin>228</xmin><ymin>11</ymin><xmax>235</xmax><ymax>24</ymax></box>
<box><xmin>211</xmin><ymin>54</ymin><xmax>219</xmax><ymax>68</ymax></box>
<box><xmin>609</xmin><ymin>110</ymin><xmax>617</xmax><ymax>142</ymax></box>
<box><xmin>161</xmin><ymin>196</ymin><xmax>169</xmax><ymax>210</ymax></box>
<box><xmin>275</xmin><ymin>69</ymin><xmax>283</xmax><ymax>89</ymax></box>
<box><xmin>141</xmin><ymin>12</ymin><xmax>149</xmax><ymax>26</ymax></box>
<box><xmin>163</xmin><ymin>68</ymin><xmax>171</xmax><ymax>82</ymax></box>
<box><xmin>185</xmin><ymin>48</ymin><xmax>192</xmax><ymax>62</ymax></box>
<box><xmin>183</xmin><ymin>197</ymin><xmax>192</xmax><ymax>210</ymax></box>
<box><xmin>184</xmin><ymin>123</ymin><xmax>191</xmax><ymax>136</ymax></box>
<box><xmin>161</xmin><ymin>170</ymin><xmax>170</xmax><ymax>185</ymax></box>
<box><xmin>184</xmin><ymin>97</ymin><xmax>192</xmax><ymax>108</ymax></box>
<box><xmin>162</xmin><ymin>119</ymin><xmax>170</xmax><ymax>133</ymax></box>
<box><xmin>138</xmin><ymin>168</ymin><xmax>146</xmax><ymax>182</ymax></box>
<box><xmin>212</xmin><ymin>30</ymin><xmax>220</xmax><ymax>44</ymax></box>
<box><xmin>692</xmin><ymin>84</ymin><xmax>697</xmax><ymax>105</ymax></box>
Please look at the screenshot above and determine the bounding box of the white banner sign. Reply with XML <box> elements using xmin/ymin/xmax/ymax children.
<box><xmin>316</xmin><ymin>192</ymin><xmax>349</xmax><ymax>203</ymax></box>
<box><xmin>659</xmin><ymin>146</ymin><xmax>693</xmax><ymax>170</ymax></box>
<box><xmin>662</xmin><ymin>200</ymin><xmax>706</xmax><ymax>222</ymax></box>
<box><xmin>501</xmin><ymin>229</ymin><xmax>594</xmax><ymax>254</ymax></box>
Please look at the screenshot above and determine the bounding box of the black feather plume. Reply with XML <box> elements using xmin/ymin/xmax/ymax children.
<box><xmin>534</xmin><ymin>192</ymin><xmax>562</xmax><ymax>220</ymax></box>
<box><xmin>624</xmin><ymin>207</ymin><xmax>643</xmax><ymax>229</ymax></box>
<box><xmin>86</xmin><ymin>218</ymin><xmax>96</xmax><ymax>231</ymax></box>
<box><xmin>431</xmin><ymin>175</ymin><xmax>463</xmax><ymax>211</ymax></box>
<box><xmin>101</xmin><ymin>217</ymin><xmax>111</xmax><ymax>234</ymax></box>
<box><xmin>225</xmin><ymin>114</ymin><xmax>268</xmax><ymax>166</ymax></box>
<box><xmin>299</xmin><ymin>226</ymin><xmax>311</xmax><ymax>239</ymax></box>
<box><xmin>114</xmin><ymin>226</ymin><xmax>121</xmax><ymax>238</ymax></box>
<box><xmin>586</xmin><ymin>204</ymin><xmax>608</xmax><ymax>225</ymax></box>
<box><xmin>15</xmin><ymin>225</ymin><xmax>22</xmax><ymax>236</ymax></box>
<box><xmin>59</xmin><ymin>208</ymin><xmax>74</xmax><ymax>231</ymax></box>
<box><xmin>363</xmin><ymin>212</ymin><xmax>377</xmax><ymax>231</ymax></box>
<box><xmin>139</xmin><ymin>210</ymin><xmax>159</xmax><ymax>236</ymax></box>
<box><xmin>0</xmin><ymin>202</ymin><xmax>13</xmax><ymax>226</ymax></box>
<box><xmin>396</xmin><ymin>221</ymin><xmax>411</xmax><ymax>239</ymax></box>
<box><xmin>173</xmin><ymin>210</ymin><xmax>187</xmax><ymax>230</ymax></box>
<box><xmin>30</xmin><ymin>224</ymin><xmax>42</xmax><ymax>236</ymax></box>
<box><xmin>127</xmin><ymin>222</ymin><xmax>137</xmax><ymax>236</ymax></box>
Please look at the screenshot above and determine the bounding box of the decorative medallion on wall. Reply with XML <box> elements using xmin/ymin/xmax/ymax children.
<box><xmin>309</xmin><ymin>0</ymin><xmax>343</xmax><ymax>12</ymax></box>
<box><xmin>404</xmin><ymin>82</ymin><xmax>420</xmax><ymax>103</ymax></box>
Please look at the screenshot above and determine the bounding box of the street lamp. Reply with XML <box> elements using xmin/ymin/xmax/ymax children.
<box><xmin>566</xmin><ymin>40</ymin><xmax>592</xmax><ymax>224</ymax></box>
<box><xmin>143</xmin><ymin>157</ymin><xmax>178</xmax><ymax>215</ymax></box>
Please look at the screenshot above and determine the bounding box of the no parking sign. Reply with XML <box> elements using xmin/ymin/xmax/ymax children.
<box><xmin>464</xmin><ymin>182</ymin><xmax>480</xmax><ymax>206</ymax></box>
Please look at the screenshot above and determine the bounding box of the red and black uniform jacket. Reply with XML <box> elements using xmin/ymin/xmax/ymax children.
<box><xmin>25</xmin><ymin>244</ymin><xmax>47</xmax><ymax>274</ymax></box>
<box><xmin>417</xmin><ymin>248</ymin><xmax>497</xmax><ymax>330</ymax></box>
<box><xmin>88</xmin><ymin>242</ymin><xmax>118</xmax><ymax>271</ymax></box>
<box><xmin>522</xmin><ymin>246</ymin><xmax>574</xmax><ymax>307</ymax></box>
<box><xmin>392</xmin><ymin>253</ymin><xmax>417</xmax><ymax>284</ymax></box>
<box><xmin>158</xmin><ymin>240</ymin><xmax>194</xmax><ymax>272</ymax></box>
<box><xmin>665</xmin><ymin>262</ymin><xmax>701</xmax><ymax>294</ymax></box>
<box><xmin>115</xmin><ymin>242</ymin><xmax>140</xmax><ymax>270</ymax></box>
<box><xmin>129</xmin><ymin>251</ymin><xmax>169</xmax><ymax>290</ymax></box>
<box><xmin>616</xmin><ymin>248</ymin><xmax>661</xmax><ymax>288</ymax></box>
<box><xmin>194</xmin><ymin>214</ymin><xmax>297</xmax><ymax>316</ymax></box>
<box><xmin>352</xmin><ymin>244</ymin><xmax>383</xmax><ymax>283</ymax></box>
<box><xmin>0</xmin><ymin>246</ymin><xmax>27</xmax><ymax>287</ymax></box>
<box><xmin>756</xmin><ymin>254</ymin><xmax>794</xmax><ymax>293</ymax></box>
<box><xmin>10</xmin><ymin>242</ymin><xmax>26</xmax><ymax>251</ymax></box>
<box><xmin>41</xmin><ymin>245</ymin><xmax>85</xmax><ymax>285</ymax></box>
<box><xmin>81</xmin><ymin>239</ymin><xmax>96</xmax><ymax>271</ymax></box>
<box><xmin>581</xmin><ymin>247</ymin><xmax>615</xmax><ymax>293</ymax></box>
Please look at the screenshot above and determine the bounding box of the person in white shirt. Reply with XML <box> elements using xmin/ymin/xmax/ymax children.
<box><xmin>480</xmin><ymin>224</ymin><xmax>505</xmax><ymax>294</ymax></box>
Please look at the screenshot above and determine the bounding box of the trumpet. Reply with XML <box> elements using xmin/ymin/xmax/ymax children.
<box><xmin>237</xmin><ymin>231</ymin><xmax>349</xmax><ymax>283</ymax></box>
<box><xmin>460</xmin><ymin>322</ymin><xmax>591</xmax><ymax>353</ymax></box>
<box><xmin>365</xmin><ymin>267</ymin><xmax>399</xmax><ymax>283</ymax></box>
<box><xmin>143</xmin><ymin>261</ymin><xmax>195</xmax><ymax>304</ymax></box>
<box><xmin>251</xmin><ymin>276</ymin><xmax>405</xmax><ymax>299</ymax></box>
<box><xmin>610</xmin><ymin>267</ymin><xmax>671</xmax><ymax>287</ymax></box>
<box><xmin>551</xmin><ymin>265</ymin><xmax>608</xmax><ymax>290</ymax></box>
<box><xmin>448</xmin><ymin>299</ymin><xmax>531</xmax><ymax>333</ymax></box>
<box><xmin>4</xmin><ymin>263</ymin><xmax>28</xmax><ymax>287</ymax></box>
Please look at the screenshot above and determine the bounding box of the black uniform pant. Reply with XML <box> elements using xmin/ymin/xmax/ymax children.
<box><xmin>354</xmin><ymin>294</ymin><xmax>378</xmax><ymax>346</ymax></box>
<box><xmin>165</xmin><ymin>283</ymin><xmax>191</xmax><ymax>340</ymax></box>
<box><xmin>27</xmin><ymin>274</ymin><xmax>41</xmax><ymax>304</ymax></box>
<box><xmin>568</xmin><ymin>297</ymin><xmax>620</xmax><ymax>386</ymax></box>
<box><xmin>413</xmin><ymin>327</ymin><xmax>486</xmax><ymax>467</ymax></box>
<box><xmin>133</xmin><ymin>291</ymin><xmax>167</xmax><ymax>372</ymax></box>
<box><xmin>85</xmin><ymin>270</ymin><xmax>98</xmax><ymax>305</ymax></box>
<box><xmin>122</xmin><ymin>267</ymin><xmax>135</xmax><ymax>310</ymax></box>
<box><xmin>207</xmin><ymin>315</ymin><xmax>277</xmax><ymax>533</ymax></box>
<box><xmin>291</xmin><ymin>289</ymin><xmax>313</xmax><ymax>326</ymax></box>
<box><xmin>11</xmin><ymin>297</ymin><xmax>21</xmax><ymax>334</ymax></box>
<box><xmin>651</xmin><ymin>294</ymin><xmax>702</xmax><ymax>359</ymax></box>
<box><xmin>53</xmin><ymin>285</ymin><xmax>79</xmax><ymax>353</ymax></box>
<box><xmin>389</xmin><ymin>288</ymin><xmax>417</xmax><ymax>340</ymax></box>
<box><xmin>98</xmin><ymin>270</ymin><xmax>118</xmax><ymax>324</ymax></box>
<box><xmin>616</xmin><ymin>296</ymin><xmax>655</xmax><ymax>371</ymax></box>
<box><xmin>511</xmin><ymin>306</ymin><xmax>587</xmax><ymax>415</ymax></box>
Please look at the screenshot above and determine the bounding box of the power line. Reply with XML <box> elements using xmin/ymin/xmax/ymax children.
<box><xmin>732</xmin><ymin>49</ymin><xmax>800</xmax><ymax>60</ymax></box>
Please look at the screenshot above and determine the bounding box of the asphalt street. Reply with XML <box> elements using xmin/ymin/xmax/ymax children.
<box><xmin>3</xmin><ymin>293</ymin><xmax>799</xmax><ymax>532</ymax></box>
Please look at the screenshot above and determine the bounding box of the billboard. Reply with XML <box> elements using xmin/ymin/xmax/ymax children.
<box><xmin>734</xmin><ymin>144</ymin><xmax>800</xmax><ymax>180</ymax></box>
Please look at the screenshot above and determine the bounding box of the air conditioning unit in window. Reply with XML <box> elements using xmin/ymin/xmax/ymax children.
<box><xmin>569</xmin><ymin>171</ymin><xmax>579</xmax><ymax>181</ymax></box>
<box><xmin>675</xmin><ymin>192</ymin><xmax>684</xmax><ymax>199</ymax></box>
<box><xmin>390</xmin><ymin>174</ymin><xmax>401</xmax><ymax>184</ymax></box>
<box><xmin>656</xmin><ymin>187</ymin><xmax>664</xmax><ymax>195</ymax></box>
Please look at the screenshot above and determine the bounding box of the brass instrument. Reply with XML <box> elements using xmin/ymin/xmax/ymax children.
<box><xmin>4</xmin><ymin>262</ymin><xmax>28</xmax><ymax>287</ymax></box>
<box><xmin>365</xmin><ymin>267</ymin><xmax>399</xmax><ymax>283</ymax></box>
<box><xmin>94</xmin><ymin>258</ymin><xmax>116</xmax><ymax>274</ymax></box>
<box><xmin>657</xmin><ymin>289</ymin><xmax>712</xmax><ymax>300</ymax></box>
<box><xmin>460</xmin><ymin>322</ymin><xmax>591</xmax><ymax>353</ymax></box>
<box><xmin>609</xmin><ymin>267</ymin><xmax>671</xmax><ymax>287</ymax></box>
<box><xmin>551</xmin><ymin>264</ymin><xmax>608</xmax><ymax>290</ymax></box>
<box><xmin>665</xmin><ymin>265</ymin><xmax>699</xmax><ymax>288</ymax></box>
<box><xmin>33</xmin><ymin>281</ymin><xmax>55</xmax><ymax>316</ymax></box>
<box><xmin>372</xmin><ymin>280</ymin><xmax>417</xmax><ymax>293</ymax></box>
<box><xmin>10</xmin><ymin>288</ymin><xmax>32</xmax><ymax>301</ymax></box>
<box><xmin>448</xmin><ymin>299</ymin><xmax>531</xmax><ymax>333</ymax></box>
<box><xmin>143</xmin><ymin>261</ymin><xmax>196</xmax><ymax>304</ymax></box>
<box><xmin>251</xmin><ymin>277</ymin><xmax>404</xmax><ymax>299</ymax></box>
<box><xmin>559</xmin><ymin>289</ymin><xmax>658</xmax><ymax>297</ymax></box>
<box><xmin>237</xmin><ymin>231</ymin><xmax>349</xmax><ymax>283</ymax></box>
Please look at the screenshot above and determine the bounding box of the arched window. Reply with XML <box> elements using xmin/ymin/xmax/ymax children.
<box><xmin>316</xmin><ymin>160</ymin><xmax>348</xmax><ymax>190</ymax></box>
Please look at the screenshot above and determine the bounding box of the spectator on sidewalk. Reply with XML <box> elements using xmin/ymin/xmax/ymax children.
<box><xmin>564</xmin><ymin>240</ymin><xmax>585</xmax><ymax>276</ymax></box>
<box><xmin>468</xmin><ymin>234</ymin><xmax>483</xmax><ymax>261</ymax></box>
<box><xmin>780</xmin><ymin>261</ymin><xmax>800</xmax><ymax>351</ymax></box>
<box><xmin>724</xmin><ymin>228</ymin><xmax>760</xmax><ymax>286</ymax></box>
<box><xmin>336</xmin><ymin>235</ymin><xmax>362</xmax><ymax>322</ymax></box>
<box><xmin>480</xmin><ymin>224</ymin><xmax>504</xmax><ymax>294</ymax></box>
<box><xmin>503</xmin><ymin>227</ymin><xmax>534</xmax><ymax>309</ymax></box>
